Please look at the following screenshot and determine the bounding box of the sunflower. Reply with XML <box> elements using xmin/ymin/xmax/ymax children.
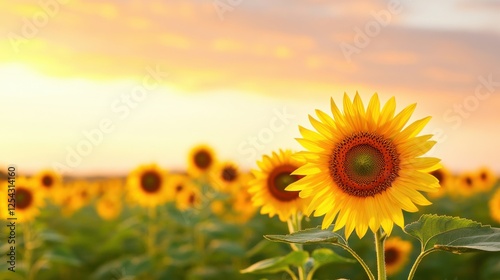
<box><xmin>176</xmin><ymin>186</ymin><xmax>201</xmax><ymax>211</ymax></box>
<box><xmin>4</xmin><ymin>177</ymin><xmax>44</xmax><ymax>222</ymax></box>
<box><xmin>249</xmin><ymin>149</ymin><xmax>308</xmax><ymax>222</ymax></box>
<box><xmin>126</xmin><ymin>164</ymin><xmax>169</xmax><ymax>208</ymax></box>
<box><xmin>34</xmin><ymin>169</ymin><xmax>61</xmax><ymax>192</ymax></box>
<box><xmin>166</xmin><ymin>173</ymin><xmax>195</xmax><ymax>202</ymax></box>
<box><xmin>456</xmin><ymin>171</ymin><xmax>477</xmax><ymax>197</ymax></box>
<box><xmin>428</xmin><ymin>166</ymin><xmax>452</xmax><ymax>198</ymax></box>
<box><xmin>384</xmin><ymin>236</ymin><xmax>412</xmax><ymax>276</ymax></box>
<box><xmin>287</xmin><ymin>93</ymin><xmax>440</xmax><ymax>238</ymax></box>
<box><xmin>96</xmin><ymin>194</ymin><xmax>122</xmax><ymax>220</ymax></box>
<box><xmin>476</xmin><ymin>167</ymin><xmax>497</xmax><ymax>192</ymax></box>
<box><xmin>210</xmin><ymin>161</ymin><xmax>241</xmax><ymax>193</ymax></box>
<box><xmin>188</xmin><ymin>144</ymin><xmax>217</xmax><ymax>177</ymax></box>
<box><xmin>489</xmin><ymin>188</ymin><xmax>500</xmax><ymax>224</ymax></box>
<box><xmin>231</xmin><ymin>184</ymin><xmax>257</xmax><ymax>223</ymax></box>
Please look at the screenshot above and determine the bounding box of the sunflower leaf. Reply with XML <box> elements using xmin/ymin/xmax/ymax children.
<box><xmin>240</xmin><ymin>250</ymin><xmax>309</xmax><ymax>274</ymax></box>
<box><xmin>264</xmin><ymin>225</ymin><xmax>346</xmax><ymax>245</ymax></box>
<box><xmin>404</xmin><ymin>214</ymin><xmax>500</xmax><ymax>252</ymax></box>
<box><xmin>311</xmin><ymin>248</ymin><xmax>355</xmax><ymax>268</ymax></box>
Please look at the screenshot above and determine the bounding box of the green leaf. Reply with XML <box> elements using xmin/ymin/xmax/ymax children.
<box><xmin>264</xmin><ymin>225</ymin><xmax>346</xmax><ymax>245</ymax></box>
<box><xmin>404</xmin><ymin>214</ymin><xmax>500</xmax><ymax>253</ymax></box>
<box><xmin>311</xmin><ymin>248</ymin><xmax>355</xmax><ymax>269</ymax></box>
<box><xmin>240</xmin><ymin>251</ymin><xmax>309</xmax><ymax>274</ymax></box>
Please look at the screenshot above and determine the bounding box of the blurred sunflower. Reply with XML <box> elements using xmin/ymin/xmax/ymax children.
<box><xmin>60</xmin><ymin>180</ymin><xmax>99</xmax><ymax>215</ymax></box>
<box><xmin>456</xmin><ymin>172</ymin><xmax>477</xmax><ymax>197</ymax></box>
<box><xmin>34</xmin><ymin>169</ymin><xmax>61</xmax><ymax>192</ymax></box>
<box><xmin>176</xmin><ymin>186</ymin><xmax>201</xmax><ymax>211</ymax></box>
<box><xmin>476</xmin><ymin>167</ymin><xmax>497</xmax><ymax>192</ymax></box>
<box><xmin>287</xmin><ymin>93</ymin><xmax>440</xmax><ymax>238</ymax></box>
<box><xmin>231</xmin><ymin>184</ymin><xmax>257</xmax><ymax>223</ymax></box>
<box><xmin>96</xmin><ymin>195</ymin><xmax>122</xmax><ymax>220</ymax></box>
<box><xmin>428</xmin><ymin>166</ymin><xmax>452</xmax><ymax>198</ymax></box>
<box><xmin>385</xmin><ymin>236</ymin><xmax>412</xmax><ymax>276</ymax></box>
<box><xmin>211</xmin><ymin>161</ymin><xmax>241</xmax><ymax>193</ymax></box>
<box><xmin>7</xmin><ymin>177</ymin><xmax>44</xmax><ymax>222</ymax></box>
<box><xmin>249</xmin><ymin>149</ymin><xmax>307</xmax><ymax>222</ymax></box>
<box><xmin>489</xmin><ymin>188</ymin><xmax>500</xmax><ymax>224</ymax></box>
<box><xmin>127</xmin><ymin>164</ymin><xmax>169</xmax><ymax>208</ymax></box>
<box><xmin>166</xmin><ymin>173</ymin><xmax>195</xmax><ymax>202</ymax></box>
<box><xmin>188</xmin><ymin>144</ymin><xmax>216</xmax><ymax>177</ymax></box>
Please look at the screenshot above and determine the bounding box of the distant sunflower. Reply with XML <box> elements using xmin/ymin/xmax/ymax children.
<box><xmin>489</xmin><ymin>188</ymin><xmax>500</xmax><ymax>224</ymax></box>
<box><xmin>476</xmin><ymin>167</ymin><xmax>497</xmax><ymax>192</ymax></box>
<box><xmin>176</xmin><ymin>186</ymin><xmax>201</xmax><ymax>211</ymax></box>
<box><xmin>231</xmin><ymin>185</ymin><xmax>257</xmax><ymax>223</ymax></box>
<box><xmin>249</xmin><ymin>150</ymin><xmax>308</xmax><ymax>222</ymax></box>
<box><xmin>456</xmin><ymin>172</ymin><xmax>477</xmax><ymax>197</ymax></box>
<box><xmin>166</xmin><ymin>173</ymin><xmax>195</xmax><ymax>202</ymax></box>
<box><xmin>188</xmin><ymin>144</ymin><xmax>216</xmax><ymax>177</ymax></box>
<box><xmin>8</xmin><ymin>178</ymin><xmax>44</xmax><ymax>222</ymax></box>
<box><xmin>385</xmin><ymin>236</ymin><xmax>412</xmax><ymax>276</ymax></box>
<box><xmin>96</xmin><ymin>195</ymin><xmax>122</xmax><ymax>220</ymax></box>
<box><xmin>211</xmin><ymin>161</ymin><xmax>241</xmax><ymax>193</ymax></box>
<box><xmin>287</xmin><ymin>93</ymin><xmax>440</xmax><ymax>238</ymax></box>
<box><xmin>127</xmin><ymin>164</ymin><xmax>169</xmax><ymax>208</ymax></box>
<box><xmin>428</xmin><ymin>166</ymin><xmax>452</xmax><ymax>198</ymax></box>
<box><xmin>34</xmin><ymin>169</ymin><xmax>61</xmax><ymax>192</ymax></box>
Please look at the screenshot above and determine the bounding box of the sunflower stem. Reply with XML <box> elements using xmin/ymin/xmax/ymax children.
<box><xmin>333</xmin><ymin>243</ymin><xmax>375</xmax><ymax>280</ymax></box>
<box><xmin>374</xmin><ymin>229</ymin><xmax>387</xmax><ymax>280</ymax></box>
<box><xmin>287</xmin><ymin>213</ymin><xmax>306</xmax><ymax>280</ymax></box>
<box><xmin>24</xmin><ymin>221</ymin><xmax>33</xmax><ymax>280</ymax></box>
<box><xmin>147</xmin><ymin>206</ymin><xmax>157</xmax><ymax>256</ymax></box>
<box><xmin>407</xmin><ymin>249</ymin><xmax>436</xmax><ymax>280</ymax></box>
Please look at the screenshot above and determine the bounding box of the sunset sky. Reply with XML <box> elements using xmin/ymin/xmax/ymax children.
<box><xmin>1</xmin><ymin>0</ymin><xmax>499</xmax><ymax>175</ymax></box>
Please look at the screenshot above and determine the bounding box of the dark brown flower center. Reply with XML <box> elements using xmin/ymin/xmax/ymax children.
<box><xmin>175</xmin><ymin>184</ymin><xmax>183</xmax><ymax>193</ymax></box>
<box><xmin>41</xmin><ymin>175</ymin><xmax>54</xmax><ymax>188</ymax></box>
<box><xmin>140</xmin><ymin>171</ymin><xmax>162</xmax><ymax>193</ymax></box>
<box><xmin>480</xmin><ymin>172</ymin><xmax>487</xmax><ymax>181</ymax></box>
<box><xmin>267</xmin><ymin>164</ymin><xmax>301</xmax><ymax>202</ymax></box>
<box><xmin>194</xmin><ymin>150</ymin><xmax>212</xmax><ymax>170</ymax></box>
<box><xmin>465</xmin><ymin>176</ymin><xmax>473</xmax><ymax>187</ymax></box>
<box><xmin>430</xmin><ymin>169</ymin><xmax>444</xmax><ymax>184</ymax></box>
<box><xmin>188</xmin><ymin>193</ymin><xmax>196</xmax><ymax>205</ymax></box>
<box><xmin>330</xmin><ymin>132</ymin><xmax>400</xmax><ymax>197</ymax></box>
<box><xmin>16</xmin><ymin>187</ymin><xmax>33</xmax><ymax>210</ymax></box>
<box><xmin>222</xmin><ymin>166</ymin><xmax>238</xmax><ymax>182</ymax></box>
<box><xmin>385</xmin><ymin>247</ymin><xmax>400</xmax><ymax>266</ymax></box>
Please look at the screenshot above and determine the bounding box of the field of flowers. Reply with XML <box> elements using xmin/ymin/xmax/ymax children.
<box><xmin>2</xmin><ymin>95</ymin><xmax>500</xmax><ymax>280</ymax></box>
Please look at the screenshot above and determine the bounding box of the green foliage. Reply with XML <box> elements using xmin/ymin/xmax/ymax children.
<box><xmin>405</xmin><ymin>214</ymin><xmax>500</xmax><ymax>253</ymax></box>
<box><xmin>240</xmin><ymin>251</ymin><xmax>308</xmax><ymax>274</ymax></box>
<box><xmin>264</xmin><ymin>225</ymin><xmax>346</xmax><ymax>245</ymax></box>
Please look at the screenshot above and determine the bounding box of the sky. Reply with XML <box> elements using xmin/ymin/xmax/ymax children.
<box><xmin>1</xmin><ymin>0</ymin><xmax>499</xmax><ymax>176</ymax></box>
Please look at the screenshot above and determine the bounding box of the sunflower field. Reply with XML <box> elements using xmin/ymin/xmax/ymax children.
<box><xmin>2</xmin><ymin>94</ymin><xmax>500</xmax><ymax>280</ymax></box>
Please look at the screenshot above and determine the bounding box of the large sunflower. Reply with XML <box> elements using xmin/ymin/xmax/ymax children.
<box><xmin>287</xmin><ymin>93</ymin><xmax>440</xmax><ymax>238</ymax></box>
<box><xmin>249</xmin><ymin>149</ymin><xmax>308</xmax><ymax>222</ymax></box>
<box><xmin>384</xmin><ymin>236</ymin><xmax>412</xmax><ymax>276</ymax></box>
<box><xmin>126</xmin><ymin>164</ymin><xmax>169</xmax><ymax>208</ymax></box>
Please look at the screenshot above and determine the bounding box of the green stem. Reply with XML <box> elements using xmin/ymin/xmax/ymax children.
<box><xmin>287</xmin><ymin>214</ymin><xmax>306</xmax><ymax>280</ymax></box>
<box><xmin>147</xmin><ymin>206</ymin><xmax>157</xmax><ymax>256</ymax></box>
<box><xmin>284</xmin><ymin>267</ymin><xmax>299</xmax><ymax>280</ymax></box>
<box><xmin>333</xmin><ymin>243</ymin><xmax>375</xmax><ymax>280</ymax></box>
<box><xmin>306</xmin><ymin>267</ymin><xmax>318</xmax><ymax>280</ymax></box>
<box><xmin>24</xmin><ymin>222</ymin><xmax>33</xmax><ymax>280</ymax></box>
<box><xmin>407</xmin><ymin>249</ymin><xmax>436</xmax><ymax>280</ymax></box>
<box><xmin>374</xmin><ymin>229</ymin><xmax>387</xmax><ymax>280</ymax></box>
